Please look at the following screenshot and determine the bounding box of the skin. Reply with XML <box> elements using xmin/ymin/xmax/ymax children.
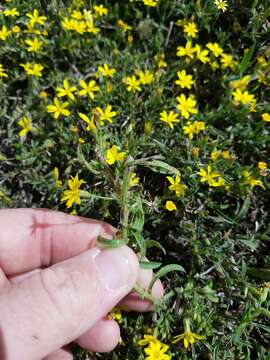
<box><xmin>0</xmin><ymin>209</ymin><xmax>164</xmax><ymax>360</ymax></box>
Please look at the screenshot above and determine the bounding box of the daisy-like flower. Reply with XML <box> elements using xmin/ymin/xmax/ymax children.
<box><xmin>195</xmin><ymin>44</ymin><xmax>210</xmax><ymax>63</ymax></box>
<box><xmin>172</xmin><ymin>330</ymin><xmax>205</xmax><ymax>349</ymax></box>
<box><xmin>78</xmin><ymin>79</ymin><xmax>99</xmax><ymax>99</ymax></box>
<box><xmin>95</xmin><ymin>105</ymin><xmax>117</xmax><ymax>125</ymax></box>
<box><xmin>177</xmin><ymin>40</ymin><xmax>196</xmax><ymax>59</ymax></box>
<box><xmin>61</xmin><ymin>174</ymin><xmax>86</xmax><ymax>208</ymax></box>
<box><xmin>165</xmin><ymin>200</ymin><xmax>177</xmax><ymax>211</ymax></box>
<box><xmin>129</xmin><ymin>172</ymin><xmax>140</xmax><ymax>187</ymax></box>
<box><xmin>125</xmin><ymin>75</ymin><xmax>142</xmax><ymax>92</ymax></box>
<box><xmin>78</xmin><ymin>112</ymin><xmax>96</xmax><ymax>132</ymax></box>
<box><xmin>198</xmin><ymin>165</ymin><xmax>221</xmax><ymax>186</ymax></box>
<box><xmin>206</xmin><ymin>42</ymin><xmax>223</xmax><ymax>57</ymax></box>
<box><xmin>175</xmin><ymin>70</ymin><xmax>194</xmax><ymax>89</ymax></box>
<box><xmin>160</xmin><ymin>111</ymin><xmax>180</xmax><ymax>129</ymax></box>
<box><xmin>144</xmin><ymin>341</ymin><xmax>171</xmax><ymax>360</ymax></box>
<box><xmin>166</xmin><ymin>175</ymin><xmax>188</xmax><ymax>197</ymax></box>
<box><xmin>46</xmin><ymin>97</ymin><xmax>70</xmax><ymax>119</ymax></box>
<box><xmin>261</xmin><ymin>113</ymin><xmax>270</xmax><ymax>122</ymax></box>
<box><xmin>17</xmin><ymin>116</ymin><xmax>33</xmax><ymax>138</ymax></box>
<box><xmin>56</xmin><ymin>79</ymin><xmax>77</xmax><ymax>100</ymax></box>
<box><xmin>232</xmin><ymin>89</ymin><xmax>255</xmax><ymax>106</ymax></box>
<box><xmin>214</xmin><ymin>0</ymin><xmax>228</xmax><ymax>12</ymax></box>
<box><xmin>183</xmin><ymin>21</ymin><xmax>198</xmax><ymax>38</ymax></box>
<box><xmin>98</xmin><ymin>63</ymin><xmax>116</xmax><ymax>78</ymax></box>
<box><xmin>105</xmin><ymin>145</ymin><xmax>126</xmax><ymax>165</ymax></box>
<box><xmin>143</xmin><ymin>0</ymin><xmax>158</xmax><ymax>7</ymax></box>
<box><xmin>176</xmin><ymin>94</ymin><xmax>198</xmax><ymax>119</ymax></box>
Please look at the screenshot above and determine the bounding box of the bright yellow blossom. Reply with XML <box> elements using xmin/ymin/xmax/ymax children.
<box><xmin>117</xmin><ymin>19</ymin><xmax>132</xmax><ymax>32</ymax></box>
<box><xmin>243</xmin><ymin>170</ymin><xmax>265</xmax><ymax>189</ymax></box>
<box><xmin>0</xmin><ymin>26</ymin><xmax>11</xmax><ymax>41</ymax></box>
<box><xmin>144</xmin><ymin>341</ymin><xmax>171</xmax><ymax>360</ymax></box>
<box><xmin>129</xmin><ymin>172</ymin><xmax>140</xmax><ymax>187</ymax></box>
<box><xmin>0</xmin><ymin>64</ymin><xmax>8</xmax><ymax>78</ymax></box>
<box><xmin>125</xmin><ymin>75</ymin><xmax>142</xmax><ymax>92</ymax></box>
<box><xmin>26</xmin><ymin>9</ymin><xmax>47</xmax><ymax>27</ymax></box>
<box><xmin>195</xmin><ymin>44</ymin><xmax>210</xmax><ymax>63</ymax></box>
<box><xmin>78</xmin><ymin>79</ymin><xmax>99</xmax><ymax>99</ymax></box>
<box><xmin>138</xmin><ymin>70</ymin><xmax>154</xmax><ymax>85</ymax></box>
<box><xmin>177</xmin><ymin>40</ymin><xmax>196</xmax><ymax>59</ymax></box>
<box><xmin>25</xmin><ymin>38</ymin><xmax>43</xmax><ymax>52</ymax></box>
<box><xmin>12</xmin><ymin>25</ymin><xmax>21</xmax><ymax>33</ymax></box>
<box><xmin>20</xmin><ymin>62</ymin><xmax>44</xmax><ymax>76</ymax></box>
<box><xmin>98</xmin><ymin>63</ymin><xmax>116</xmax><ymax>78</ymax></box>
<box><xmin>96</xmin><ymin>105</ymin><xmax>117</xmax><ymax>125</ymax></box>
<box><xmin>258</xmin><ymin>162</ymin><xmax>267</xmax><ymax>170</ymax></box>
<box><xmin>198</xmin><ymin>165</ymin><xmax>221</xmax><ymax>186</ymax></box>
<box><xmin>108</xmin><ymin>307</ymin><xmax>123</xmax><ymax>323</ymax></box>
<box><xmin>206</xmin><ymin>42</ymin><xmax>223</xmax><ymax>57</ymax></box>
<box><xmin>172</xmin><ymin>330</ymin><xmax>206</xmax><ymax>349</ymax></box>
<box><xmin>47</xmin><ymin>97</ymin><xmax>70</xmax><ymax>119</ymax></box>
<box><xmin>183</xmin><ymin>121</ymin><xmax>205</xmax><ymax>139</ymax></box>
<box><xmin>176</xmin><ymin>94</ymin><xmax>198</xmax><ymax>119</ymax></box>
<box><xmin>167</xmin><ymin>175</ymin><xmax>188</xmax><ymax>197</ymax></box>
<box><xmin>175</xmin><ymin>70</ymin><xmax>194</xmax><ymax>89</ymax></box>
<box><xmin>143</xmin><ymin>0</ymin><xmax>158</xmax><ymax>6</ymax></box>
<box><xmin>3</xmin><ymin>8</ymin><xmax>19</xmax><ymax>17</ymax></box>
<box><xmin>86</xmin><ymin>19</ymin><xmax>100</xmax><ymax>34</ymax></box>
<box><xmin>220</xmin><ymin>53</ymin><xmax>236</xmax><ymax>69</ymax></box>
<box><xmin>261</xmin><ymin>113</ymin><xmax>270</xmax><ymax>122</ymax></box>
<box><xmin>18</xmin><ymin>116</ymin><xmax>33</xmax><ymax>138</ymax></box>
<box><xmin>56</xmin><ymin>79</ymin><xmax>77</xmax><ymax>100</ymax></box>
<box><xmin>232</xmin><ymin>89</ymin><xmax>255</xmax><ymax>106</ymax></box>
<box><xmin>61</xmin><ymin>174</ymin><xmax>86</xmax><ymax>208</ymax></box>
<box><xmin>106</xmin><ymin>145</ymin><xmax>126</xmax><ymax>165</ymax></box>
<box><xmin>78</xmin><ymin>112</ymin><xmax>96</xmax><ymax>132</ymax></box>
<box><xmin>93</xmin><ymin>4</ymin><xmax>108</xmax><ymax>17</ymax></box>
<box><xmin>138</xmin><ymin>335</ymin><xmax>164</xmax><ymax>347</ymax></box>
<box><xmin>165</xmin><ymin>200</ymin><xmax>177</xmax><ymax>211</ymax></box>
<box><xmin>229</xmin><ymin>75</ymin><xmax>251</xmax><ymax>89</ymax></box>
<box><xmin>160</xmin><ymin>111</ymin><xmax>180</xmax><ymax>129</ymax></box>
<box><xmin>53</xmin><ymin>167</ymin><xmax>62</xmax><ymax>187</ymax></box>
<box><xmin>183</xmin><ymin>22</ymin><xmax>198</xmax><ymax>38</ymax></box>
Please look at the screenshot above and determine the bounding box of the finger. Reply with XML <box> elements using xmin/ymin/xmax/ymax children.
<box><xmin>77</xmin><ymin>318</ymin><xmax>120</xmax><ymax>353</ymax></box>
<box><xmin>120</xmin><ymin>267</ymin><xmax>164</xmax><ymax>311</ymax></box>
<box><xmin>0</xmin><ymin>208</ymin><xmax>116</xmax><ymax>276</ymax></box>
<box><xmin>43</xmin><ymin>348</ymin><xmax>73</xmax><ymax>360</ymax></box>
<box><xmin>0</xmin><ymin>245</ymin><xmax>139</xmax><ymax>360</ymax></box>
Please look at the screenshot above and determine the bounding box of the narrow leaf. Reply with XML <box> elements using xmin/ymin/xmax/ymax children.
<box><xmin>239</xmin><ymin>44</ymin><xmax>255</xmax><ymax>74</ymax></box>
<box><xmin>139</xmin><ymin>261</ymin><xmax>162</xmax><ymax>270</ymax></box>
<box><xmin>148</xmin><ymin>264</ymin><xmax>185</xmax><ymax>291</ymax></box>
<box><xmin>97</xmin><ymin>236</ymin><xmax>125</xmax><ymax>249</ymax></box>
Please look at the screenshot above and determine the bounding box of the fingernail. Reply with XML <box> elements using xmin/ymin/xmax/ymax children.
<box><xmin>94</xmin><ymin>246</ymin><xmax>138</xmax><ymax>290</ymax></box>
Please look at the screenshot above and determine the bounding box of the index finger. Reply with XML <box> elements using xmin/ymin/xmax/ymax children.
<box><xmin>0</xmin><ymin>208</ymin><xmax>116</xmax><ymax>276</ymax></box>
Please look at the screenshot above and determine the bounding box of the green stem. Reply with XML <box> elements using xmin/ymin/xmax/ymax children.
<box><xmin>134</xmin><ymin>284</ymin><xmax>157</xmax><ymax>304</ymax></box>
<box><xmin>80</xmin><ymin>190</ymin><xmax>116</xmax><ymax>201</ymax></box>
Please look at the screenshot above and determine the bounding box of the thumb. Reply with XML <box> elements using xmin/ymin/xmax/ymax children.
<box><xmin>0</xmin><ymin>246</ymin><xmax>139</xmax><ymax>360</ymax></box>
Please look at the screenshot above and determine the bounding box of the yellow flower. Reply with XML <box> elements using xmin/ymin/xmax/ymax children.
<box><xmin>206</xmin><ymin>42</ymin><xmax>223</xmax><ymax>57</ymax></box>
<box><xmin>229</xmin><ymin>75</ymin><xmax>251</xmax><ymax>89</ymax></box>
<box><xmin>18</xmin><ymin>116</ymin><xmax>33</xmax><ymax>138</ymax></box>
<box><xmin>220</xmin><ymin>53</ymin><xmax>236</xmax><ymax>69</ymax></box>
<box><xmin>26</xmin><ymin>9</ymin><xmax>47</xmax><ymax>27</ymax></box>
<box><xmin>39</xmin><ymin>90</ymin><xmax>48</xmax><ymax>98</ymax></box>
<box><xmin>3</xmin><ymin>8</ymin><xmax>19</xmax><ymax>17</ymax></box>
<box><xmin>86</xmin><ymin>19</ymin><xmax>100</xmax><ymax>34</ymax></box>
<box><xmin>56</xmin><ymin>79</ymin><xmax>77</xmax><ymax>100</ymax></box>
<box><xmin>176</xmin><ymin>94</ymin><xmax>198</xmax><ymax>119</ymax></box>
<box><xmin>129</xmin><ymin>172</ymin><xmax>140</xmax><ymax>187</ymax></box>
<box><xmin>61</xmin><ymin>174</ymin><xmax>86</xmax><ymax>208</ymax></box>
<box><xmin>243</xmin><ymin>170</ymin><xmax>265</xmax><ymax>189</ymax></box>
<box><xmin>138</xmin><ymin>334</ymin><xmax>164</xmax><ymax>347</ymax></box>
<box><xmin>172</xmin><ymin>331</ymin><xmax>206</xmax><ymax>349</ymax></box>
<box><xmin>93</xmin><ymin>4</ymin><xmax>108</xmax><ymax>17</ymax></box>
<box><xmin>166</xmin><ymin>175</ymin><xmax>188</xmax><ymax>197</ymax></box>
<box><xmin>177</xmin><ymin>40</ymin><xmax>196</xmax><ymax>59</ymax></box>
<box><xmin>78</xmin><ymin>112</ymin><xmax>96</xmax><ymax>132</ymax></box>
<box><xmin>165</xmin><ymin>200</ymin><xmax>177</xmax><ymax>211</ymax></box>
<box><xmin>20</xmin><ymin>62</ymin><xmax>44</xmax><ymax>77</ymax></box>
<box><xmin>0</xmin><ymin>64</ymin><xmax>8</xmax><ymax>78</ymax></box>
<box><xmin>183</xmin><ymin>22</ymin><xmax>198</xmax><ymax>38</ymax></box>
<box><xmin>143</xmin><ymin>0</ymin><xmax>158</xmax><ymax>6</ymax></box>
<box><xmin>108</xmin><ymin>307</ymin><xmax>123</xmax><ymax>323</ymax></box>
<box><xmin>78</xmin><ymin>79</ymin><xmax>100</xmax><ymax>99</ymax></box>
<box><xmin>106</xmin><ymin>145</ymin><xmax>126</xmax><ymax>165</ymax></box>
<box><xmin>0</xmin><ymin>25</ymin><xmax>11</xmax><ymax>41</ymax></box>
<box><xmin>175</xmin><ymin>70</ymin><xmax>194</xmax><ymax>89</ymax></box>
<box><xmin>214</xmin><ymin>0</ymin><xmax>228</xmax><ymax>12</ymax></box>
<box><xmin>209</xmin><ymin>60</ymin><xmax>219</xmax><ymax>71</ymax></box>
<box><xmin>183</xmin><ymin>121</ymin><xmax>205</xmax><ymax>139</ymax></box>
<box><xmin>160</xmin><ymin>111</ymin><xmax>179</xmax><ymax>129</ymax></box>
<box><xmin>155</xmin><ymin>53</ymin><xmax>167</xmax><ymax>68</ymax></box>
<box><xmin>98</xmin><ymin>63</ymin><xmax>116</xmax><ymax>78</ymax></box>
<box><xmin>47</xmin><ymin>97</ymin><xmax>70</xmax><ymax>119</ymax></box>
<box><xmin>12</xmin><ymin>25</ymin><xmax>21</xmax><ymax>33</ymax></box>
<box><xmin>25</xmin><ymin>37</ymin><xmax>43</xmax><ymax>52</ymax></box>
<box><xmin>211</xmin><ymin>149</ymin><xmax>221</xmax><ymax>161</ymax></box>
<box><xmin>192</xmin><ymin>147</ymin><xmax>200</xmax><ymax>156</ymax></box>
<box><xmin>53</xmin><ymin>167</ymin><xmax>62</xmax><ymax>187</ymax></box>
<box><xmin>261</xmin><ymin>113</ymin><xmax>270</xmax><ymax>122</ymax></box>
<box><xmin>144</xmin><ymin>341</ymin><xmax>171</xmax><ymax>360</ymax></box>
<box><xmin>232</xmin><ymin>89</ymin><xmax>255</xmax><ymax>106</ymax></box>
<box><xmin>125</xmin><ymin>75</ymin><xmax>142</xmax><ymax>92</ymax></box>
<box><xmin>258</xmin><ymin>161</ymin><xmax>267</xmax><ymax>170</ymax></box>
<box><xmin>198</xmin><ymin>165</ymin><xmax>221</xmax><ymax>186</ymax></box>
<box><xmin>195</xmin><ymin>44</ymin><xmax>210</xmax><ymax>63</ymax></box>
<box><xmin>96</xmin><ymin>105</ymin><xmax>117</xmax><ymax>125</ymax></box>
<box><xmin>138</xmin><ymin>70</ymin><xmax>154</xmax><ymax>85</ymax></box>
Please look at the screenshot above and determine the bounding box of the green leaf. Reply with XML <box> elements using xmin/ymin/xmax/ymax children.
<box><xmin>130</xmin><ymin>158</ymin><xmax>180</xmax><ymax>176</ymax></box>
<box><xmin>247</xmin><ymin>268</ymin><xmax>270</xmax><ymax>280</ymax></box>
<box><xmin>239</xmin><ymin>44</ymin><xmax>256</xmax><ymax>74</ymax></box>
<box><xmin>97</xmin><ymin>236</ymin><xmax>125</xmax><ymax>248</ymax></box>
<box><xmin>146</xmin><ymin>240</ymin><xmax>166</xmax><ymax>255</ymax></box>
<box><xmin>139</xmin><ymin>261</ymin><xmax>162</xmax><ymax>270</ymax></box>
<box><xmin>148</xmin><ymin>264</ymin><xmax>185</xmax><ymax>291</ymax></box>
<box><xmin>236</xmin><ymin>196</ymin><xmax>251</xmax><ymax>220</ymax></box>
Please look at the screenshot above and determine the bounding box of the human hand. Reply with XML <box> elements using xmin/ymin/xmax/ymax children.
<box><xmin>0</xmin><ymin>209</ymin><xmax>164</xmax><ymax>360</ymax></box>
